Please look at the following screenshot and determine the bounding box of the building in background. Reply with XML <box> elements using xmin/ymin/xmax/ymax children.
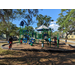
<box><xmin>68</xmin><ymin>32</ymin><xmax>75</xmax><ymax>39</ymax></box>
<box><xmin>0</xmin><ymin>33</ymin><xmax>6</xmax><ymax>39</ymax></box>
<box><xmin>61</xmin><ymin>32</ymin><xmax>75</xmax><ymax>39</ymax></box>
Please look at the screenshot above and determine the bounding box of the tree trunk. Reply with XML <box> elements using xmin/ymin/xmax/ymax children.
<box><xmin>65</xmin><ymin>33</ymin><xmax>68</xmax><ymax>43</ymax></box>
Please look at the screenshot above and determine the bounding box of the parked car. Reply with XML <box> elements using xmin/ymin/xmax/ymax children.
<box><xmin>12</xmin><ymin>37</ymin><xmax>18</xmax><ymax>41</ymax></box>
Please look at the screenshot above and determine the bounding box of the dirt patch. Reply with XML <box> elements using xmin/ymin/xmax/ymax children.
<box><xmin>3</xmin><ymin>42</ymin><xmax>75</xmax><ymax>51</ymax></box>
<box><xmin>0</xmin><ymin>50</ymin><xmax>75</xmax><ymax>65</ymax></box>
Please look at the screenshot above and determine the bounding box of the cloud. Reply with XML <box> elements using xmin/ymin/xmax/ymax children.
<box><xmin>49</xmin><ymin>22</ymin><xmax>59</xmax><ymax>31</ymax></box>
<box><xmin>33</xmin><ymin>21</ymin><xmax>59</xmax><ymax>32</ymax></box>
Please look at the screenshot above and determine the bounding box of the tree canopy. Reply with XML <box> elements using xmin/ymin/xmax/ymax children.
<box><xmin>0</xmin><ymin>9</ymin><xmax>38</xmax><ymax>40</ymax></box>
<box><xmin>23</xmin><ymin>26</ymin><xmax>34</xmax><ymax>32</ymax></box>
<box><xmin>36</xmin><ymin>14</ymin><xmax>53</xmax><ymax>27</ymax></box>
<box><xmin>0</xmin><ymin>9</ymin><xmax>38</xmax><ymax>25</ymax></box>
<box><xmin>0</xmin><ymin>22</ymin><xmax>19</xmax><ymax>39</ymax></box>
<box><xmin>56</xmin><ymin>9</ymin><xmax>75</xmax><ymax>39</ymax></box>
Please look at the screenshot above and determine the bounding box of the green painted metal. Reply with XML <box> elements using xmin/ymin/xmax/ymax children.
<box><xmin>19</xmin><ymin>26</ymin><xmax>24</xmax><ymax>43</ymax></box>
<box><xmin>49</xmin><ymin>28</ymin><xmax>51</xmax><ymax>47</ymax></box>
<box><xmin>37</xmin><ymin>32</ymin><xmax>39</xmax><ymax>43</ymax></box>
<box><xmin>57</xmin><ymin>33</ymin><xmax>59</xmax><ymax>48</ymax></box>
<box><xmin>19</xmin><ymin>27</ymin><xmax>22</xmax><ymax>43</ymax></box>
<box><xmin>46</xmin><ymin>30</ymin><xmax>48</xmax><ymax>44</ymax></box>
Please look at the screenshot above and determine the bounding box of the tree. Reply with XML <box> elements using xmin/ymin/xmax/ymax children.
<box><xmin>56</xmin><ymin>9</ymin><xmax>75</xmax><ymax>41</ymax></box>
<box><xmin>52</xmin><ymin>31</ymin><xmax>63</xmax><ymax>38</ymax></box>
<box><xmin>9</xmin><ymin>24</ymin><xmax>19</xmax><ymax>36</ymax></box>
<box><xmin>48</xmin><ymin>28</ymin><xmax>54</xmax><ymax>37</ymax></box>
<box><xmin>0</xmin><ymin>9</ymin><xmax>38</xmax><ymax>40</ymax></box>
<box><xmin>23</xmin><ymin>26</ymin><xmax>34</xmax><ymax>32</ymax></box>
<box><xmin>36</xmin><ymin>14</ymin><xmax>53</xmax><ymax>27</ymax></box>
<box><xmin>0</xmin><ymin>9</ymin><xmax>38</xmax><ymax>25</ymax></box>
<box><xmin>0</xmin><ymin>22</ymin><xmax>19</xmax><ymax>40</ymax></box>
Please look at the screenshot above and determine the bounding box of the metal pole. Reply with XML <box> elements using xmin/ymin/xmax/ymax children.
<box><xmin>22</xmin><ymin>26</ymin><xmax>23</xmax><ymax>43</ymax></box>
<box><xmin>41</xmin><ymin>29</ymin><xmax>44</xmax><ymax>47</ymax></box>
<box><xmin>50</xmin><ymin>28</ymin><xmax>51</xmax><ymax>47</ymax></box>
<box><xmin>34</xmin><ymin>32</ymin><xmax>36</xmax><ymax>44</ymax></box>
<box><xmin>19</xmin><ymin>26</ymin><xmax>21</xmax><ymax>44</ymax></box>
<box><xmin>57</xmin><ymin>33</ymin><xmax>59</xmax><ymax>48</ymax></box>
<box><xmin>37</xmin><ymin>31</ymin><xmax>39</xmax><ymax>43</ymax></box>
<box><xmin>43</xmin><ymin>29</ymin><xmax>44</xmax><ymax>47</ymax></box>
<box><xmin>47</xmin><ymin>30</ymin><xmax>48</xmax><ymax>45</ymax></box>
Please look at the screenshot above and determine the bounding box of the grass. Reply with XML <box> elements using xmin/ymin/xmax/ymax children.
<box><xmin>0</xmin><ymin>39</ymin><xmax>6</xmax><ymax>41</ymax></box>
<box><xmin>0</xmin><ymin>40</ymin><xmax>19</xmax><ymax>54</ymax></box>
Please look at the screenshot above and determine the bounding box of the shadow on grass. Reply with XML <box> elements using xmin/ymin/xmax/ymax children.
<box><xmin>0</xmin><ymin>50</ymin><xmax>18</xmax><ymax>55</ymax></box>
<box><xmin>1</xmin><ymin>40</ymin><xmax>75</xmax><ymax>59</ymax></box>
<box><xmin>0</xmin><ymin>48</ymin><xmax>75</xmax><ymax>65</ymax></box>
<box><xmin>0</xmin><ymin>52</ymin><xmax>75</xmax><ymax>65</ymax></box>
<box><xmin>0</xmin><ymin>41</ymin><xmax>75</xmax><ymax>65</ymax></box>
<box><xmin>0</xmin><ymin>45</ymin><xmax>75</xmax><ymax>56</ymax></box>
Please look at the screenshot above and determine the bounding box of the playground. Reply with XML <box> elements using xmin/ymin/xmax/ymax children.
<box><xmin>1</xmin><ymin>21</ymin><xmax>75</xmax><ymax>51</ymax></box>
<box><xmin>1</xmin><ymin>9</ymin><xmax>75</xmax><ymax>75</ymax></box>
<box><xmin>0</xmin><ymin>20</ymin><xmax>75</xmax><ymax>65</ymax></box>
<box><xmin>2</xmin><ymin>41</ymin><xmax>75</xmax><ymax>51</ymax></box>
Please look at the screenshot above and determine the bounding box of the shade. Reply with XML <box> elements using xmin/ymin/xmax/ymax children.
<box><xmin>36</xmin><ymin>25</ymin><xmax>49</xmax><ymax>31</ymax></box>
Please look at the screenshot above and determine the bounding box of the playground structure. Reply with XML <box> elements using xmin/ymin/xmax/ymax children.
<box><xmin>19</xmin><ymin>20</ymin><xmax>36</xmax><ymax>46</ymax></box>
<box><xmin>19</xmin><ymin>27</ymin><xmax>36</xmax><ymax>46</ymax></box>
<box><xmin>1</xmin><ymin>19</ymin><xmax>75</xmax><ymax>55</ymax></box>
<box><xmin>2</xmin><ymin>21</ymin><xmax>75</xmax><ymax>51</ymax></box>
<box><xmin>19</xmin><ymin>22</ymin><xmax>59</xmax><ymax>48</ymax></box>
<box><xmin>37</xmin><ymin>27</ymin><xmax>59</xmax><ymax>48</ymax></box>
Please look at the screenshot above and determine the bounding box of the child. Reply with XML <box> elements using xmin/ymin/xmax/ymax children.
<box><xmin>20</xmin><ymin>38</ymin><xmax>22</xmax><ymax>44</ymax></box>
<box><xmin>54</xmin><ymin>37</ymin><xmax>57</xmax><ymax>47</ymax></box>
<box><xmin>41</xmin><ymin>40</ymin><xmax>44</xmax><ymax>49</ymax></box>
<box><xmin>48</xmin><ymin>38</ymin><xmax>51</xmax><ymax>42</ymax></box>
<box><xmin>8</xmin><ymin>36</ymin><xmax>13</xmax><ymax>50</ymax></box>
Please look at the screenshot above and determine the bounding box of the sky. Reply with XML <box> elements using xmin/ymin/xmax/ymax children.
<box><xmin>12</xmin><ymin>9</ymin><xmax>61</xmax><ymax>32</ymax></box>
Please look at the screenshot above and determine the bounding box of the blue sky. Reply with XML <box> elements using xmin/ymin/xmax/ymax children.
<box><xmin>12</xmin><ymin>9</ymin><xmax>61</xmax><ymax>32</ymax></box>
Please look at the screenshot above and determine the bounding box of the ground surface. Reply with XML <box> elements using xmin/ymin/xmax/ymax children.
<box><xmin>4</xmin><ymin>42</ymin><xmax>75</xmax><ymax>50</ymax></box>
<box><xmin>0</xmin><ymin>40</ymin><xmax>75</xmax><ymax>65</ymax></box>
<box><xmin>0</xmin><ymin>50</ymin><xmax>75</xmax><ymax>65</ymax></box>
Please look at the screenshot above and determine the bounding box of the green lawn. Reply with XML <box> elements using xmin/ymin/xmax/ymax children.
<box><xmin>0</xmin><ymin>42</ymin><xmax>8</xmax><ymax>53</ymax></box>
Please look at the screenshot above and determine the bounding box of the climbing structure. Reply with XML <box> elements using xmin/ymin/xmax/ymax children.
<box><xmin>19</xmin><ymin>20</ymin><xmax>37</xmax><ymax>45</ymax></box>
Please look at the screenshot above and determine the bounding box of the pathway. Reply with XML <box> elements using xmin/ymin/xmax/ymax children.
<box><xmin>60</xmin><ymin>39</ymin><xmax>75</xmax><ymax>47</ymax></box>
<box><xmin>60</xmin><ymin>39</ymin><xmax>75</xmax><ymax>43</ymax></box>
